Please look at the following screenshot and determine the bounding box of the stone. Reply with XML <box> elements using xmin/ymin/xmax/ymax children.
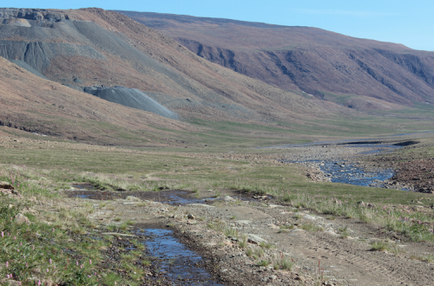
<box><xmin>235</xmin><ymin>220</ymin><xmax>251</xmax><ymax>225</ymax></box>
<box><xmin>268</xmin><ymin>224</ymin><xmax>279</xmax><ymax>230</ymax></box>
<box><xmin>223</xmin><ymin>196</ymin><xmax>235</xmax><ymax>202</ymax></box>
<box><xmin>15</xmin><ymin>213</ymin><xmax>30</xmax><ymax>224</ymax></box>
<box><xmin>126</xmin><ymin>196</ymin><xmax>141</xmax><ymax>201</ymax></box>
<box><xmin>247</xmin><ymin>233</ymin><xmax>267</xmax><ymax>244</ymax></box>
<box><xmin>187</xmin><ymin>214</ymin><xmax>195</xmax><ymax>219</ymax></box>
<box><xmin>189</xmin><ymin>203</ymin><xmax>215</xmax><ymax>208</ymax></box>
<box><xmin>269</xmin><ymin>204</ymin><xmax>284</xmax><ymax>208</ymax></box>
<box><xmin>0</xmin><ymin>181</ymin><xmax>14</xmax><ymax>189</ymax></box>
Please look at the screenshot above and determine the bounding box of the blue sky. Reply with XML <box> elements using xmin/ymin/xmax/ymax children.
<box><xmin>2</xmin><ymin>0</ymin><xmax>434</xmax><ymax>51</ymax></box>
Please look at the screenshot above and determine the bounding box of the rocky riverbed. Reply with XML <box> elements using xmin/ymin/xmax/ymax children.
<box><xmin>275</xmin><ymin>139</ymin><xmax>423</xmax><ymax>191</ymax></box>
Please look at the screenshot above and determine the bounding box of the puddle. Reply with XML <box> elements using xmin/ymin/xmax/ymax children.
<box><xmin>67</xmin><ymin>189</ymin><xmax>223</xmax><ymax>204</ymax></box>
<box><xmin>161</xmin><ymin>193</ymin><xmax>218</xmax><ymax>205</ymax></box>
<box><xmin>139</xmin><ymin>228</ymin><xmax>223</xmax><ymax>285</ymax></box>
<box><xmin>75</xmin><ymin>194</ymin><xmax>92</xmax><ymax>199</ymax></box>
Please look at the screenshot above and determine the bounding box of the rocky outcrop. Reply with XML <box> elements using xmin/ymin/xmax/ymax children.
<box><xmin>0</xmin><ymin>8</ymin><xmax>69</xmax><ymax>23</ymax></box>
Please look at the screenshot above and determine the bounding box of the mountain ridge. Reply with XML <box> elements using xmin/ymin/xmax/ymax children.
<box><xmin>117</xmin><ymin>10</ymin><xmax>434</xmax><ymax>110</ymax></box>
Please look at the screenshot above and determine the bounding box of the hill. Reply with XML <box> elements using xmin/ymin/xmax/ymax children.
<box><xmin>0</xmin><ymin>8</ymin><xmax>336</xmax><ymax>126</ymax></box>
<box><xmin>118</xmin><ymin>11</ymin><xmax>434</xmax><ymax>111</ymax></box>
<box><xmin>0</xmin><ymin>56</ymin><xmax>195</xmax><ymax>146</ymax></box>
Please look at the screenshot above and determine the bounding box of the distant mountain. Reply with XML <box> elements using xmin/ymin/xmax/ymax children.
<box><xmin>0</xmin><ymin>7</ymin><xmax>336</xmax><ymax>129</ymax></box>
<box><xmin>117</xmin><ymin>11</ymin><xmax>434</xmax><ymax>110</ymax></box>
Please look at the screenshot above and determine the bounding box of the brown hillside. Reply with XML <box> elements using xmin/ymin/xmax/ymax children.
<box><xmin>0</xmin><ymin>56</ymin><xmax>195</xmax><ymax>146</ymax></box>
<box><xmin>0</xmin><ymin>8</ymin><xmax>338</xmax><ymax>125</ymax></box>
<box><xmin>118</xmin><ymin>11</ymin><xmax>434</xmax><ymax>109</ymax></box>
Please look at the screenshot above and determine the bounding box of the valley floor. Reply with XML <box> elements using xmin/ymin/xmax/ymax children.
<box><xmin>1</xmin><ymin>129</ymin><xmax>433</xmax><ymax>285</ymax></box>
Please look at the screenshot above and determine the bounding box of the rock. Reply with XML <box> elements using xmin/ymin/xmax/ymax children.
<box><xmin>324</xmin><ymin>230</ymin><xmax>338</xmax><ymax>236</ymax></box>
<box><xmin>268</xmin><ymin>275</ymin><xmax>277</xmax><ymax>281</ymax></box>
<box><xmin>235</xmin><ymin>220</ymin><xmax>251</xmax><ymax>225</ymax></box>
<box><xmin>303</xmin><ymin>214</ymin><xmax>317</xmax><ymax>220</ymax></box>
<box><xmin>15</xmin><ymin>213</ymin><xmax>30</xmax><ymax>224</ymax></box>
<box><xmin>247</xmin><ymin>234</ymin><xmax>267</xmax><ymax>244</ymax></box>
<box><xmin>0</xmin><ymin>181</ymin><xmax>14</xmax><ymax>189</ymax></box>
<box><xmin>268</xmin><ymin>224</ymin><xmax>279</xmax><ymax>229</ymax></box>
<box><xmin>189</xmin><ymin>203</ymin><xmax>215</xmax><ymax>208</ymax></box>
<box><xmin>126</xmin><ymin>196</ymin><xmax>141</xmax><ymax>201</ymax></box>
<box><xmin>294</xmin><ymin>275</ymin><xmax>305</xmax><ymax>281</ymax></box>
<box><xmin>223</xmin><ymin>196</ymin><xmax>235</xmax><ymax>202</ymax></box>
<box><xmin>187</xmin><ymin>214</ymin><xmax>195</xmax><ymax>219</ymax></box>
<box><xmin>268</xmin><ymin>204</ymin><xmax>284</xmax><ymax>208</ymax></box>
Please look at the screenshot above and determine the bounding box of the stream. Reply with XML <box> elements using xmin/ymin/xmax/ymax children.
<box><xmin>273</xmin><ymin>137</ymin><xmax>424</xmax><ymax>190</ymax></box>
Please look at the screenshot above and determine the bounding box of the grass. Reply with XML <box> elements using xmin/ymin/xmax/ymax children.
<box><xmin>257</xmin><ymin>260</ymin><xmax>271</xmax><ymax>267</ymax></box>
<box><xmin>339</xmin><ymin>226</ymin><xmax>350</xmax><ymax>238</ymax></box>
<box><xmin>0</xmin><ymin>167</ymin><xmax>159</xmax><ymax>285</ymax></box>
<box><xmin>370</xmin><ymin>241</ymin><xmax>391</xmax><ymax>252</ymax></box>
<box><xmin>2</xmin><ymin>138</ymin><xmax>434</xmax><ymax>245</ymax></box>
<box><xmin>0</xmin><ymin>188</ymin><xmax>120</xmax><ymax>285</ymax></box>
<box><xmin>302</xmin><ymin>223</ymin><xmax>324</xmax><ymax>232</ymax></box>
<box><xmin>273</xmin><ymin>257</ymin><xmax>294</xmax><ymax>271</ymax></box>
<box><xmin>411</xmin><ymin>254</ymin><xmax>434</xmax><ymax>263</ymax></box>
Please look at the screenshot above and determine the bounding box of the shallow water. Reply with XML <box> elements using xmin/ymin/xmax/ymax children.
<box><xmin>75</xmin><ymin>194</ymin><xmax>92</xmax><ymax>199</ymax></box>
<box><xmin>319</xmin><ymin>161</ymin><xmax>395</xmax><ymax>188</ymax></box>
<box><xmin>140</xmin><ymin>228</ymin><xmax>223</xmax><ymax>285</ymax></box>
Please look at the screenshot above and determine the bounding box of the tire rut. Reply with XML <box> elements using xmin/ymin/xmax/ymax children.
<box><xmin>297</xmin><ymin>231</ymin><xmax>432</xmax><ymax>285</ymax></box>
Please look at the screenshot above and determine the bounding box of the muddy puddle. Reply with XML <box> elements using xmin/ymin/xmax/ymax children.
<box><xmin>66</xmin><ymin>188</ymin><xmax>227</xmax><ymax>204</ymax></box>
<box><xmin>138</xmin><ymin>228</ymin><xmax>223</xmax><ymax>285</ymax></box>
